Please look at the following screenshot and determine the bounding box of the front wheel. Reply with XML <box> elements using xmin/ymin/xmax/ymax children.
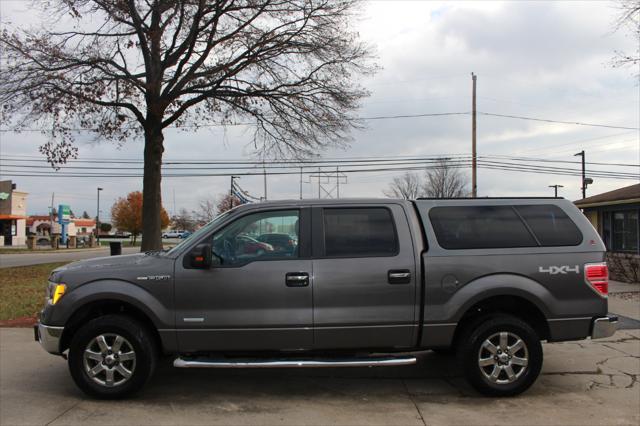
<box><xmin>68</xmin><ymin>315</ymin><xmax>157</xmax><ymax>399</ymax></box>
<box><xmin>457</xmin><ymin>314</ymin><xmax>542</xmax><ymax>397</ymax></box>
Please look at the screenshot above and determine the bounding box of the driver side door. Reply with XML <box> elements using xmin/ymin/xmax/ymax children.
<box><xmin>174</xmin><ymin>208</ymin><xmax>312</xmax><ymax>352</ymax></box>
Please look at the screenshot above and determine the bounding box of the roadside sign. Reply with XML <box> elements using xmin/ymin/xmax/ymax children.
<box><xmin>58</xmin><ymin>205</ymin><xmax>71</xmax><ymax>224</ymax></box>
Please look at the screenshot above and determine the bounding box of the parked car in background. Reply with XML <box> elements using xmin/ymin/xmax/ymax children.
<box><xmin>235</xmin><ymin>234</ymin><xmax>273</xmax><ymax>256</ymax></box>
<box><xmin>162</xmin><ymin>230</ymin><xmax>190</xmax><ymax>239</ymax></box>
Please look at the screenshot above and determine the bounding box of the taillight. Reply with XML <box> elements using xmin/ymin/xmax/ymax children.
<box><xmin>585</xmin><ymin>263</ymin><xmax>608</xmax><ymax>297</ymax></box>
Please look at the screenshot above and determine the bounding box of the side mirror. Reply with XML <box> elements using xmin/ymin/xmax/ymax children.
<box><xmin>189</xmin><ymin>244</ymin><xmax>212</xmax><ymax>269</ymax></box>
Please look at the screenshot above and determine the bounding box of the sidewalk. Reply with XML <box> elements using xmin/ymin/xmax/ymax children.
<box><xmin>0</xmin><ymin>246</ymin><xmax>106</xmax><ymax>254</ymax></box>
<box><xmin>608</xmin><ymin>280</ymin><xmax>640</xmax><ymax>322</ymax></box>
<box><xmin>609</xmin><ymin>279</ymin><xmax>639</xmax><ymax>293</ymax></box>
<box><xmin>0</xmin><ymin>246</ymin><xmax>139</xmax><ymax>268</ymax></box>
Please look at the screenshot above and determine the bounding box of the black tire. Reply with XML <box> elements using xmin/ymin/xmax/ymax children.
<box><xmin>457</xmin><ymin>314</ymin><xmax>542</xmax><ymax>397</ymax></box>
<box><xmin>68</xmin><ymin>314</ymin><xmax>157</xmax><ymax>399</ymax></box>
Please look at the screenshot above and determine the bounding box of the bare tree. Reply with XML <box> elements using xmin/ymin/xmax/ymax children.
<box><xmin>423</xmin><ymin>158</ymin><xmax>468</xmax><ymax>198</ymax></box>
<box><xmin>194</xmin><ymin>197</ymin><xmax>217</xmax><ymax>225</ymax></box>
<box><xmin>0</xmin><ymin>0</ymin><xmax>375</xmax><ymax>250</ymax></box>
<box><xmin>612</xmin><ymin>0</ymin><xmax>640</xmax><ymax>74</ymax></box>
<box><xmin>383</xmin><ymin>172</ymin><xmax>423</xmax><ymax>200</ymax></box>
<box><xmin>216</xmin><ymin>193</ymin><xmax>241</xmax><ymax>213</ymax></box>
<box><xmin>171</xmin><ymin>208</ymin><xmax>196</xmax><ymax>232</ymax></box>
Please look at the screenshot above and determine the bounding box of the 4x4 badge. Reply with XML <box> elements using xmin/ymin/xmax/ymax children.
<box><xmin>538</xmin><ymin>265</ymin><xmax>579</xmax><ymax>275</ymax></box>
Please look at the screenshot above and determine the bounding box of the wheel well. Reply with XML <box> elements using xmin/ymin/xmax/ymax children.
<box><xmin>60</xmin><ymin>300</ymin><xmax>162</xmax><ymax>353</ymax></box>
<box><xmin>452</xmin><ymin>295</ymin><xmax>550</xmax><ymax>348</ymax></box>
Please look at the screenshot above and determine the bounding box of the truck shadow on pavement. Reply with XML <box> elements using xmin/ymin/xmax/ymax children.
<box><xmin>139</xmin><ymin>351</ymin><xmax>473</xmax><ymax>403</ymax></box>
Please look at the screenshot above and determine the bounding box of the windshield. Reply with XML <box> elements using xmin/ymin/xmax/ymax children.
<box><xmin>165</xmin><ymin>210</ymin><xmax>233</xmax><ymax>255</ymax></box>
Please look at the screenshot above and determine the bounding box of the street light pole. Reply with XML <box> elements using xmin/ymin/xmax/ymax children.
<box><xmin>574</xmin><ymin>151</ymin><xmax>586</xmax><ymax>199</ymax></box>
<box><xmin>548</xmin><ymin>184</ymin><xmax>564</xmax><ymax>198</ymax></box>
<box><xmin>96</xmin><ymin>187</ymin><xmax>103</xmax><ymax>245</ymax></box>
<box><xmin>471</xmin><ymin>72</ymin><xmax>477</xmax><ymax>198</ymax></box>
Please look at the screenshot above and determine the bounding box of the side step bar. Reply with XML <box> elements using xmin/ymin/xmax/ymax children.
<box><xmin>174</xmin><ymin>356</ymin><xmax>417</xmax><ymax>369</ymax></box>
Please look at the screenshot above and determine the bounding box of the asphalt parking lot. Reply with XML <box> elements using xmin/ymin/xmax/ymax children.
<box><xmin>1</xmin><ymin>326</ymin><xmax>638</xmax><ymax>426</ymax></box>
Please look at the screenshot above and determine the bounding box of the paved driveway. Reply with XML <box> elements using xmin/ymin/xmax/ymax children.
<box><xmin>0</xmin><ymin>247</ymin><xmax>140</xmax><ymax>268</ymax></box>
<box><xmin>1</xmin><ymin>328</ymin><xmax>638</xmax><ymax>426</ymax></box>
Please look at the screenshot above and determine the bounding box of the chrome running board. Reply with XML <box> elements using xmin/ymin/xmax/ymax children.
<box><xmin>173</xmin><ymin>356</ymin><xmax>417</xmax><ymax>369</ymax></box>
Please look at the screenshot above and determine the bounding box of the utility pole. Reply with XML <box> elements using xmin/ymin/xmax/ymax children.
<box><xmin>549</xmin><ymin>184</ymin><xmax>564</xmax><ymax>198</ymax></box>
<box><xmin>574</xmin><ymin>151</ymin><xmax>590</xmax><ymax>199</ymax></box>
<box><xmin>263</xmin><ymin>160</ymin><xmax>267</xmax><ymax>201</ymax></box>
<box><xmin>471</xmin><ymin>72</ymin><xmax>477</xmax><ymax>198</ymax></box>
<box><xmin>318</xmin><ymin>167</ymin><xmax>321</xmax><ymax>198</ymax></box>
<box><xmin>49</xmin><ymin>192</ymin><xmax>55</xmax><ymax>236</ymax></box>
<box><xmin>96</xmin><ymin>187</ymin><xmax>103</xmax><ymax>245</ymax></box>
<box><xmin>173</xmin><ymin>188</ymin><xmax>176</xmax><ymax>217</ymax></box>
<box><xmin>299</xmin><ymin>167</ymin><xmax>303</xmax><ymax>200</ymax></box>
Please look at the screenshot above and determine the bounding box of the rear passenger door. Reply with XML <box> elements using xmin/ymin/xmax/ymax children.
<box><xmin>311</xmin><ymin>204</ymin><xmax>418</xmax><ymax>349</ymax></box>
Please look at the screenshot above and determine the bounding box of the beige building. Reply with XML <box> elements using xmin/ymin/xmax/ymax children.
<box><xmin>575</xmin><ymin>183</ymin><xmax>639</xmax><ymax>283</ymax></box>
<box><xmin>0</xmin><ymin>180</ymin><xmax>28</xmax><ymax>247</ymax></box>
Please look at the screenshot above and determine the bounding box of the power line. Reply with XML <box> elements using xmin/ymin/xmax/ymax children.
<box><xmin>478</xmin><ymin>112</ymin><xmax>640</xmax><ymax>130</ymax></box>
<box><xmin>0</xmin><ymin>155</ymin><xmax>474</xmax><ymax>165</ymax></box>
<box><xmin>2</xmin><ymin>160</ymin><xmax>637</xmax><ymax>180</ymax></box>
<box><xmin>506</xmin><ymin>131</ymin><xmax>636</xmax><ymax>155</ymax></box>
<box><xmin>2</xmin><ymin>151</ymin><xmax>637</xmax><ymax>167</ymax></box>
<box><xmin>0</xmin><ymin>158</ymin><xmax>475</xmax><ymax>170</ymax></box>
<box><xmin>1</xmin><ymin>110</ymin><xmax>638</xmax><ymax>132</ymax></box>
<box><xmin>2</xmin><ymin>153</ymin><xmax>636</xmax><ymax>168</ymax></box>
<box><xmin>0</xmin><ymin>112</ymin><xmax>470</xmax><ymax>133</ymax></box>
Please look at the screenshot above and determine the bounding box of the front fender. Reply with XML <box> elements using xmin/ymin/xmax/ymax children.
<box><xmin>41</xmin><ymin>279</ymin><xmax>173</xmax><ymax>329</ymax></box>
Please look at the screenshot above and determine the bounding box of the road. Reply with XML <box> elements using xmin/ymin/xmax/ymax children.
<box><xmin>0</xmin><ymin>328</ymin><xmax>638</xmax><ymax>426</ymax></box>
<box><xmin>0</xmin><ymin>247</ymin><xmax>140</xmax><ymax>268</ymax></box>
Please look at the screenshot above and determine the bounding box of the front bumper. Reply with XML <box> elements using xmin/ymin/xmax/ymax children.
<box><xmin>591</xmin><ymin>316</ymin><xmax>618</xmax><ymax>339</ymax></box>
<box><xmin>34</xmin><ymin>322</ymin><xmax>64</xmax><ymax>354</ymax></box>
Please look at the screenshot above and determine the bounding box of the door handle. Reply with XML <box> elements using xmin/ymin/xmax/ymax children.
<box><xmin>388</xmin><ymin>269</ymin><xmax>411</xmax><ymax>284</ymax></box>
<box><xmin>286</xmin><ymin>272</ymin><xmax>309</xmax><ymax>287</ymax></box>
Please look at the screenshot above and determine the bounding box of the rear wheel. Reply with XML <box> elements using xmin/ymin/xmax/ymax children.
<box><xmin>457</xmin><ymin>314</ymin><xmax>542</xmax><ymax>396</ymax></box>
<box><xmin>68</xmin><ymin>315</ymin><xmax>157</xmax><ymax>399</ymax></box>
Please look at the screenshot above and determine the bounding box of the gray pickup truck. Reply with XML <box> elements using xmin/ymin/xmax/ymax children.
<box><xmin>36</xmin><ymin>198</ymin><xmax>617</xmax><ymax>398</ymax></box>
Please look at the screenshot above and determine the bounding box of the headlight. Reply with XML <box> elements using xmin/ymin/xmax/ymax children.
<box><xmin>47</xmin><ymin>282</ymin><xmax>66</xmax><ymax>305</ymax></box>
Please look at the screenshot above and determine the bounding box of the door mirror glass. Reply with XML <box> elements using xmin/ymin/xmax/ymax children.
<box><xmin>189</xmin><ymin>244</ymin><xmax>212</xmax><ymax>269</ymax></box>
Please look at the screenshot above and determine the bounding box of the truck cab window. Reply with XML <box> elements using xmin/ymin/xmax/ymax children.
<box><xmin>323</xmin><ymin>208</ymin><xmax>398</xmax><ymax>257</ymax></box>
<box><xmin>211</xmin><ymin>210</ymin><xmax>299</xmax><ymax>265</ymax></box>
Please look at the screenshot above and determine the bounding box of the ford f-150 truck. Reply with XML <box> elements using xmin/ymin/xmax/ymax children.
<box><xmin>35</xmin><ymin>198</ymin><xmax>617</xmax><ymax>398</ymax></box>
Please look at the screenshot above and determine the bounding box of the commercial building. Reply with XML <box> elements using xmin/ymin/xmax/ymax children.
<box><xmin>0</xmin><ymin>180</ymin><xmax>28</xmax><ymax>247</ymax></box>
<box><xmin>27</xmin><ymin>216</ymin><xmax>96</xmax><ymax>238</ymax></box>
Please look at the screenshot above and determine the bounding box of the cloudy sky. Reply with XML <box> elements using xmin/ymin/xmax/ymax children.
<box><xmin>1</xmin><ymin>0</ymin><xmax>638</xmax><ymax>220</ymax></box>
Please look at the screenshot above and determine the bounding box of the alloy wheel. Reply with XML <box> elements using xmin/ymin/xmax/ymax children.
<box><xmin>477</xmin><ymin>331</ymin><xmax>529</xmax><ymax>384</ymax></box>
<box><xmin>82</xmin><ymin>333</ymin><xmax>136</xmax><ymax>387</ymax></box>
